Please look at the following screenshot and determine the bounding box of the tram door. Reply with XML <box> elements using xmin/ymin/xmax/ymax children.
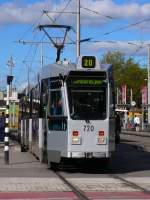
<box><xmin>47</xmin><ymin>81</ymin><xmax>67</xmax><ymax>163</ymax></box>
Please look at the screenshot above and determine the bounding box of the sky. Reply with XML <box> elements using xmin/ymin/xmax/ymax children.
<box><xmin>0</xmin><ymin>0</ymin><xmax>150</xmax><ymax>90</ymax></box>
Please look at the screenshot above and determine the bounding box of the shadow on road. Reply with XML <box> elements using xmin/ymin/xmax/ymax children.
<box><xmin>57</xmin><ymin>141</ymin><xmax>150</xmax><ymax>174</ymax></box>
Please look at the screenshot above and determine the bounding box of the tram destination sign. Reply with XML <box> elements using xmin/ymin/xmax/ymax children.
<box><xmin>69</xmin><ymin>77</ymin><xmax>107</xmax><ymax>87</ymax></box>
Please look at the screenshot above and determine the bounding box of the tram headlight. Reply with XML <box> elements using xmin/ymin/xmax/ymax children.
<box><xmin>97</xmin><ymin>137</ymin><xmax>106</xmax><ymax>144</ymax></box>
<box><xmin>72</xmin><ymin>131</ymin><xmax>81</xmax><ymax>145</ymax></box>
<box><xmin>97</xmin><ymin>130</ymin><xmax>106</xmax><ymax>145</ymax></box>
<box><xmin>72</xmin><ymin>137</ymin><xmax>81</xmax><ymax>144</ymax></box>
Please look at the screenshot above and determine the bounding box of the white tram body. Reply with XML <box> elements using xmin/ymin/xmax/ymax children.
<box><xmin>20</xmin><ymin>56</ymin><xmax>115</xmax><ymax>165</ymax></box>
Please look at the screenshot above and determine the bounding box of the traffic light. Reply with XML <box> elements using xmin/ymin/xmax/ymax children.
<box><xmin>7</xmin><ymin>75</ymin><xmax>13</xmax><ymax>85</ymax></box>
<box><xmin>144</xmin><ymin>110</ymin><xmax>148</xmax><ymax>123</ymax></box>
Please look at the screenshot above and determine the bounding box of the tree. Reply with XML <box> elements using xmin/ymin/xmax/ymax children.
<box><xmin>102</xmin><ymin>51</ymin><xmax>147</xmax><ymax>107</ymax></box>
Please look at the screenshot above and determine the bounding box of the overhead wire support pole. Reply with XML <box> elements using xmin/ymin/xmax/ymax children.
<box><xmin>7</xmin><ymin>56</ymin><xmax>15</xmax><ymax>97</ymax></box>
<box><xmin>148</xmin><ymin>44</ymin><xmax>150</xmax><ymax>124</ymax></box>
<box><xmin>40</xmin><ymin>42</ymin><xmax>43</xmax><ymax>69</ymax></box>
<box><xmin>77</xmin><ymin>0</ymin><xmax>80</xmax><ymax>58</ymax></box>
<box><xmin>4</xmin><ymin>75</ymin><xmax>13</xmax><ymax>164</ymax></box>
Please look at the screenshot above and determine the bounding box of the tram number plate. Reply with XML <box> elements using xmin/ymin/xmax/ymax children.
<box><xmin>84</xmin><ymin>125</ymin><xmax>94</xmax><ymax>132</ymax></box>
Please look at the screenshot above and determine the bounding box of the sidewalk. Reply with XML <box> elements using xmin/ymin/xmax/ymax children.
<box><xmin>0</xmin><ymin>142</ymin><xmax>51</xmax><ymax>176</ymax></box>
<box><xmin>121</xmin><ymin>129</ymin><xmax>150</xmax><ymax>137</ymax></box>
<box><xmin>0</xmin><ymin>142</ymin><xmax>69</xmax><ymax>192</ymax></box>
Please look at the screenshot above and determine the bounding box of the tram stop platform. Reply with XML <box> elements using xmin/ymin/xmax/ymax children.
<box><xmin>0</xmin><ymin>141</ymin><xmax>70</xmax><ymax>194</ymax></box>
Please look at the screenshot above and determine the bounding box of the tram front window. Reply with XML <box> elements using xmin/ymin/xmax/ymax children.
<box><xmin>69</xmin><ymin>89</ymin><xmax>106</xmax><ymax>120</ymax></box>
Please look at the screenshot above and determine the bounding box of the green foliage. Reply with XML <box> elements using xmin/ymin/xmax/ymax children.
<box><xmin>102</xmin><ymin>51</ymin><xmax>147</xmax><ymax>107</ymax></box>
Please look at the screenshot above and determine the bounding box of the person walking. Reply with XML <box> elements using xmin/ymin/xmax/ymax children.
<box><xmin>115</xmin><ymin>112</ymin><xmax>121</xmax><ymax>143</ymax></box>
<box><xmin>0</xmin><ymin>112</ymin><xmax>5</xmax><ymax>142</ymax></box>
<box><xmin>134</xmin><ymin>115</ymin><xmax>140</xmax><ymax>131</ymax></box>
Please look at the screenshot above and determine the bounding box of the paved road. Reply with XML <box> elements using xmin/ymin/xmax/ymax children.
<box><xmin>0</xmin><ymin>135</ymin><xmax>150</xmax><ymax>199</ymax></box>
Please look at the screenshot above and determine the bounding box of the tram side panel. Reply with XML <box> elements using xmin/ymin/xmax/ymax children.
<box><xmin>108</xmin><ymin>76</ymin><xmax>116</xmax><ymax>151</ymax></box>
<box><xmin>31</xmin><ymin>117</ymin><xmax>39</xmax><ymax>157</ymax></box>
<box><xmin>31</xmin><ymin>84</ymin><xmax>43</xmax><ymax>159</ymax></box>
<box><xmin>47</xmin><ymin>127</ymin><xmax>68</xmax><ymax>163</ymax></box>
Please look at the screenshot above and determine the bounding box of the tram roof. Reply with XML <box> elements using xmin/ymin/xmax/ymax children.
<box><xmin>39</xmin><ymin>62</ymin><xmax>112</xmax><ymax>80</ymax></box>
<box><xmin>40</xmin><ymin>62</ymin><xmax>76</xmax><ymax>80</ymax></box>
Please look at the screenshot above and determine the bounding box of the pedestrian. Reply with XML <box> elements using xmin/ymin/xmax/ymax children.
<box><xmin>0</xmin><ymin>112</ymin><xmax>5</xmax><ymax>142</ymax></box>
<box><xmin>134</xmin><ymin>115</ymin><xmax>140</xmax><ymax>131</ymax></box>
<box><xmin>115</xmin><ymin>112</ymin><xmax>121</xmax><ymax>143</ymax></box>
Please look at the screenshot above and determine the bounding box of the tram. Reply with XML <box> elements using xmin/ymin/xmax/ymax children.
<box><xmin>19</xmin><ymin>55</ymin><xmax>116</xmax><ymax>166</ymax></box>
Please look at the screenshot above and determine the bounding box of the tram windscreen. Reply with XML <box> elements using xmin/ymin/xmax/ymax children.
<box><xmin>67</xmin><ymin>72</ymin><xmax>107</xmax><ymax>120</ymax></box>
<box><xmin>68</xmin><ymin>89</ymin><xmax>106</xmax><ymax>120</ymax></box>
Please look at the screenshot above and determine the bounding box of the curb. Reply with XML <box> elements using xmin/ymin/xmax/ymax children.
<box><xmin>121</xmin><ymin>131</ymin><xmax>150</xmax><ymax>138</ymax></box>
<box><xmin>0</xmin><ymin>142</ymin><xmax>15</xmax><ymax>148</ymax></box>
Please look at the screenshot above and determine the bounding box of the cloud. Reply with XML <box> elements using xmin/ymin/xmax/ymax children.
<box><xmin>0</xmin><ymin>0</ymin><xmax>150</xmax><ymax>26</ymax></box>
<box><xmin>83</xmin><ymin>40</ymin><xmax>150</xmax><ymax>56</ymax></box>
<box><xmin>0</xmin><ymin>1</ymin><xmax>53</xmax><ymax>25</ymax></box>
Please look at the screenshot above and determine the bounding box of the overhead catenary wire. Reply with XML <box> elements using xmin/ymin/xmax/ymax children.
<box><xmin>83</xmin><ymin>39</ymin><xmax>148</xmax><ymax>63</ymax></box>
<box><xmin>18</xmin><ymin>13</ymin><xmax>44</xmax><ymax>41</ymax></box>
<box><xmin>103</xmin><ymin>17</ymin><xmax>150</xmax><ymax>36</ymax></box>
<box><xmin>15</xmin><ymin>1</ymin><xmax>76</xmax><ymax>89</ymax></box>
<box><xmin>81</xmin><ymin>6</ymin><xmax>115</xmax><ymax>20</ymax></box>
<box><xmin>23</xmin><ymin>34</ymin><xmax>39</xmax><ymax>64</ymax></box>
<box><xmin>15</xmin><ymin>0</ymin><xmax>150</xmax><ymax>80</ymax></box>
<box><xmin>129</xmin><ymin>45</ymin><xmax>144</xmax><ymax>58</ymax></box>
<box><xmin>54</xmin><ymin>0</ymin><xmax>72</xmax><ymax>22</ymax></box>
<box><xmin>16</xmin><ymin>11</ymin><xmax>46</xmax><ymax>84</ymax></box>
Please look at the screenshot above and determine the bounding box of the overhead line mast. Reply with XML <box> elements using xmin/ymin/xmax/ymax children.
<box><xmin>77</xmin><ymin>0</ymin><xmax>80</xmax><ymax>58</ymax></box>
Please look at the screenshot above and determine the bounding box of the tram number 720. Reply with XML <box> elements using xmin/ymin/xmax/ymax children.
<box><xmin>84</xmin><ymin>125</ymin><xmax>94</xmax><ymax>132</ymax></box>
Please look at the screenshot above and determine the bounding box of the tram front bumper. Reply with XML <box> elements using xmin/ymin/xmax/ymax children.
<box><xmin>68</xmin><ymin>152</ymin><xmax>108</xmax><ymax>158</ymax></box>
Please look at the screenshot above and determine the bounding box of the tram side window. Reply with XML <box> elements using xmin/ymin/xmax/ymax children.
<box><xmin>32</xmin><ymin>86</ymin><xmax>40</xmax><ymax>118</ymax></box>
<box><xmin>49</xmin><ymin>90</ymin><xmax>66</xmax><ymax>131</ymax></box>
<box><xmin>50</xmin><ymin>90</ymin><xmax>63</xmax><ymax>116</ymax></box>
<box><xmin>41</xmin><ymin>78</ymin><xmax>49</xmax><ymax>118</ymax></box>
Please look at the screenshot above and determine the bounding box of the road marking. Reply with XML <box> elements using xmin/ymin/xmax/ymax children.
<box><xmin>0</xmin><ymin>192</ymin><xmax>78</xmax><ymax>200</ymax></box>
<box><xmin>87</xmin><ymin>191</ymin><xmax>150</xmax><ymax>199</ymax></box>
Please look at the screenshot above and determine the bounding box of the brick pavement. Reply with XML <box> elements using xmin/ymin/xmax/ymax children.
<box><xmin>0</xmin><ymin>142</ymin><xmax>70</xmax><ymax>192</ymax></box>
<box><xmin>0</xmin><ymin>141</ymin><xmax>149</xmax><ymax>200</ymax></box>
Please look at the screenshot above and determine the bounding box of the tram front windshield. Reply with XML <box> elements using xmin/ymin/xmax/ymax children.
<box><xmin>68</xmin><ymin>88</ymin><xmax>106</xmax><ymax>120</ymax></box>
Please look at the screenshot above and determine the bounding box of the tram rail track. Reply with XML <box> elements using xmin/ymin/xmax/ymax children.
<box><xmin>52</xmin><ymin>168</ymin><xmax>150</xmax><ymax>200</ymax></box>
<box><xmin>110</xmin><ymin>174</ymin><xmax>150</xmax><ymax>194</ymax></box>
<box><xmin>53</xmin><ymin>170</ymin><xmax>90</xmax><ymax>200</ymax></box>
